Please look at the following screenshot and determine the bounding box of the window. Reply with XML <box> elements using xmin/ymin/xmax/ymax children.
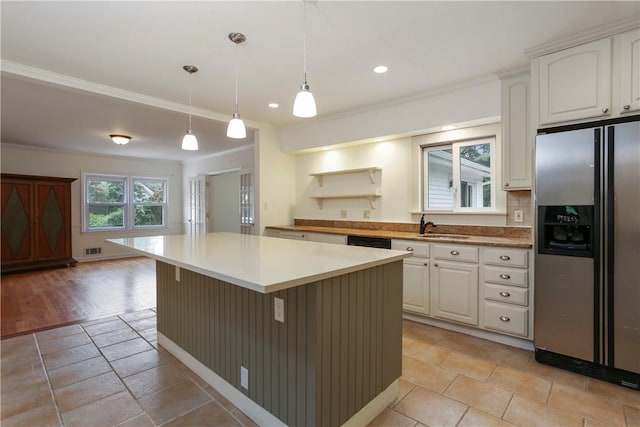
<box><xmin>422</xmin><ymin>137</ymin><xmax>495</xmax><ymax>211</ymax></box>
<box><xmin>84</xmin><ymin>174</ymin><xmax>167</xmax><ymax>231</ymax></box>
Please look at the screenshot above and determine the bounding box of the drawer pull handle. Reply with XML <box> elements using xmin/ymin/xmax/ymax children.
<box><xmin>406</xmin><ymin>247</ymin><xmax>414</xmax><ymax>251</ymax></box>
<box><xmin>499</xmin><ymin>316</ymin><xmax>511</xmax><ymax>322</ymax></box>
<box><xmin>450</xmin><ymin>250</ymin><xmax>460</xmax><ymax>256</ymax></box>
<box><xmin>499</xmin><ymin>291</ymin><xmax>511</xmax><ymax>297</ymax></box>
<box><xmin>500</xmin><ymin>274</ymin><xmax>511</xmax><ymax>280</ymax></box>
<box><xmin>499</xmin><ymin>255</ymin><xmax>510</xmax><ymax>261</ymax></box>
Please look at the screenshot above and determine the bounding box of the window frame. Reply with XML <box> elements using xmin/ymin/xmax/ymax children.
<box><xmin>422</xmin><ymin>137</ymin><xmax>496</xmax><ymax>212</ymax></box>
<box><xmin>83</xmin><ymin>173</ymin><xmax>169</xmax><ymax>232</ymax></box>
<box><xmin>413</xmin><ymin>122</ymin><xmax>504</xmax><ymax>216</ymax></box>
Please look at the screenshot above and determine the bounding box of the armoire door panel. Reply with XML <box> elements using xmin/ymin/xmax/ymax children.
<box><xmin>1</xmin><ymin>181</ymin><xmax>34</xmax><ymax>263</ymax></box>
<box><xmin>36</xmin><ymin>182</ymin><xmax>70</xmax><ymax>260</ymax></box>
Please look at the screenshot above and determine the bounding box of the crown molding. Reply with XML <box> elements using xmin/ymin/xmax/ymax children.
<box><xmin>525</xmin><ymin>17</ymin><xmax>639</xmax><ymax>59</ymax></box>
<box><xmin>0</xmin><ymin>60</ymin><xmax>271</xmax><ymax>131</ymax></box>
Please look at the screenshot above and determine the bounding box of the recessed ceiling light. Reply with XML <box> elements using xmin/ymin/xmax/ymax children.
<box><xmin>441</xmin><ymin>125</ymin><xmax>456</xmax><ymax>131</ymax></box>
<box><xmin>268</xmin><ymin>103</ymin><xmax>279</xmax><ymax>108</ymax></box>
<box><xmin>373</xmin><ymin>65</ymin><xmax>388</xmax><ymax>74</ymax></box>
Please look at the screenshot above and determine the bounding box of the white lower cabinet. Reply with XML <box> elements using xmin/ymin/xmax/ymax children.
<box><xmin>394</xmin><ymin>239</ymin><xmax>533</xmax><ymax>340</ymax></box>
<box><xmin>431</xmin><ymin>259</ymin><xmax>479</xmax><ymax>326</ymax></box>
<box><xmin>403</xmin><ymin>257</ymin><xmax>430</xmax><ymax>314</ymax></box>
<box><xmin>481</xmin><ymin>247</ymin><xmax>532</xmax><ymax>338</ymax></box>
<box><xmin>392</xmin><ymin>240</ymin><xmax>430</xmax><ymax>315</ymax></box>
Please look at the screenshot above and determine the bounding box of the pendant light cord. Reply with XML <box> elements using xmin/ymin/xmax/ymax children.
<box><xmin>188</xmin><ymin>74</ymin><xmax>193</xmax><ymax>131</ymax></box>
<box><xmin>234</xmin><ymin>45</ymin><xmax>239</xmax><ymax>114</ymax></box>
<box><xmin>302</xmin><ymin>0</ymin><xmax>307</xmax><ymax>83</ymax></box>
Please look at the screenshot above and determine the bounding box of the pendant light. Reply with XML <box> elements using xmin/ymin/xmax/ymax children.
<box><xmin>181</xmin><ymin>65</ymin><xmax>199</xmax><ymax>151</ymax></box>
<box><xmin>227</xmin><ymin>32</ymin><xmax>247</xmax><ymax>139</ymax></box>
<box><xmin>293</xmin><ymin>0</ymin><xmax>317</xmax><ymax>118</ymax></box>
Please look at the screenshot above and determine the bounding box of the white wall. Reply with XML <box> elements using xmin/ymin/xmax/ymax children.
<box><xmin>287</xmin><ymin>78</ymin><xmax>507</xmax><ymax>226</ymax></box>
<box><xmin>295</xmin><ymin>139</ymin><xmax>413</xmax><ymax>222</ymax></box>
<box><xmin>1</xmin><ymin>143</ymin><xmax>183</xmax><ymax>261</ymax></box>
<box><xmin>255</xmin><ymin>127</ymin><xmax>297</xmax><ymax>234</ymax></box>
<box><xmin>280</xmin><ymin>77</ymin><xmax>501</xmax><ymax>152</ymax></box>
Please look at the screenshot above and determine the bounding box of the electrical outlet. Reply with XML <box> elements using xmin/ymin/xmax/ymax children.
<box><xmin>363</xmin><ymin>210</ymin><xmax>371</xmax><ymax>219</ymax></box>
<box><xmin>514</xmin><ymin>209</ymin><xmax>524</xmax><ymax>223</ymax></box>
<box><xmin>274</xmin><ymin>297</ymin><xmax>285</xmax><ymax>323</ymax></box>
<box><xmin>241</xmin><ymin>366</ymin><xmax>249</xmax><ymax>390</ymax></box>
<box><xmin>340</xmin><ymin>209</ymin><xmax>347</xmax><ymax>218</ymax></box>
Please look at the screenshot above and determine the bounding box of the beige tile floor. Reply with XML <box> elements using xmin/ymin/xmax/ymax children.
<box><xmin>2</xmin><ymin>311</ymin><xmax>639</xmax><ymax>426</ymax></box>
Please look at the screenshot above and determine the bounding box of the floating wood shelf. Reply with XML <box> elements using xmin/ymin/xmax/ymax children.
<box><xmin>309</xmin><ymin>167</ymin><xmax>381</xmax><ymax>187</ymax></box>
<box><xmin>310</xmin><ymin>194</ymin><xmax>382</xmax><ymax>210</ymax></box>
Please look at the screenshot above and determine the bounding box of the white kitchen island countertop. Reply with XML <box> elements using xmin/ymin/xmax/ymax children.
<box><xmin>107</xmin><ymin>232</ymin><xmax>411</xmax><ymax>293</ymax></box>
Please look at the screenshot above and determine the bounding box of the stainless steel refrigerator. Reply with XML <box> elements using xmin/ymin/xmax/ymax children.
<box><xmin>534</xmin><ymin>117</ymin><xmax>640</xmax><ymax>389</ymax></box>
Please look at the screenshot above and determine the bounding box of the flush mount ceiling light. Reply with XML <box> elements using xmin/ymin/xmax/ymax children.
<box><xmin>293</xmin><ymin>0</ymin><xmax>317</xmax><ymax>118</ymax></box>
<box><xmin>373</xmin><ymin>65</ymin><xmax>388</xmax><ymax>74</ymax></box>
<box><xmin>441</xmin><ymin>125</ymin><xmax>457</xmax><ymax>131</ymax></box>
<box><xmin>181</xmin><ymin>65</ymin><xmax>199</xmax><ymax>151</ymax></box>
<box><xmin>227</xmin><ymin>32</ymin><xmax>247</xmax><ymax>139</ymax></box>
<box><xmin>110</xmin><ymin>134</ymin><xmax>131</xmax><ymax>145</ymax></box>
<box><xmin>268</xmin><ymin>103</ymin><xmax>280</xmax><ymax>109</ymax></box>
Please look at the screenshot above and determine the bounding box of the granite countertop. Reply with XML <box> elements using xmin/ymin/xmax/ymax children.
<box><xmin>107</xmin><ymin>233</ymin><xmax>411</xmax><ymax>293</ymax></box>
<box><xmin>266</xmin><ymin>224</ymin><xmax>533</xmax><ymax>249</ymax></box>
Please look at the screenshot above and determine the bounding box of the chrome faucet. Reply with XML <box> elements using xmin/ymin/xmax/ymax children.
<box><xmin>419</xmin><ymin>215</ymin><xmax>437</xmax><ymax>234</ymax></box>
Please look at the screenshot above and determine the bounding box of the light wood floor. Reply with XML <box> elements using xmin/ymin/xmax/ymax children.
<box><xmin>1</xmin><ymin>257</ymin><xmax>156</xmax><ymax>338</ymax></box>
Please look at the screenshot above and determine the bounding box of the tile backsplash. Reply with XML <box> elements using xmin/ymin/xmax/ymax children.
<box><xmin>506</xmin><ymin>190</ymin><xmax>532</xmax><ymax>226</ymax></box>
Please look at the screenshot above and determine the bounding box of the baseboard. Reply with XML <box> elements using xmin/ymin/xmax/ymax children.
<box><xmin>403</xmin><ymin>313</ymin><xmax>534</xmax><ymax>351</ymax></box>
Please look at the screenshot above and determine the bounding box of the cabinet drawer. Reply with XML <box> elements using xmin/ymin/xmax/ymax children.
<box><xmin>483</xmin><ymin>302</ymin><xmax>528</xmax><ymax>337</ymax></box>
<box><xmin>484</xmin><ymin>283</ymin><xmax>528</xmax><ymax>306</ymax></box>
<box><xmin>483</xmin><ymin>248</ymin><xmax>528</xmax><ymax>268</ymax></box>
<box><xmin>483</xmin><ymin>266</ymin><xmax>528</xmax><ymax>288</ymax></box>
<box><xmin>392</xmin><ymin>240</ymin><xmax>429</xmax><ymax>258</ymax></box>
<box><xmin>433</xmin><ymin>244</ymin><xmax>478</xmax><ymax>263</ymax></box>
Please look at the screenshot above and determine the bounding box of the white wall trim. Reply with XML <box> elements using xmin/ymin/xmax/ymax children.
<box><xmin>1</xmin><ymin>60</ymin><xmax>271</xmax><ymax>131</ymax></box>
<box><xmin>0</xmin><ymin>141</ymin><xmax>183</xmax><ymax>166</ymax></box>
<box><xmin>524</xmin><ymin>16</ymin><xmax>639</xmax><ymax>59</ymax></box>
<box><xmin>180</xmin><ymin>144</ymin><xmax>255</xmax><ymax>165</ymax></box>
<box><xmin>404</xmin><ymin>313</ymin><xmax>534</xmax><ymax>351</ymax></box>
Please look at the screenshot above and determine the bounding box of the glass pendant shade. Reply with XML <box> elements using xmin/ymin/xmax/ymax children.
<box><xmin>181</xmin><ymin>131</ymin><xmax>198</xmax><ymax>151</ymax></box>
<box><xmin>227</xmin><ymin>112</ymin><xmax>246</xmax><ymax>139</ymax></box>
<box><xmin>293</xmin><ymin>83</ymin><xmax>317</xmax><ymax>118</ymax></box>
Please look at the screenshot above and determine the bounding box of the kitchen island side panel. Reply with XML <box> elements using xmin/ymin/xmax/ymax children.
<box><xmin>156</xmin><ymin>260</ymin><xmax>403</xmax><ymax>427</ymax></box>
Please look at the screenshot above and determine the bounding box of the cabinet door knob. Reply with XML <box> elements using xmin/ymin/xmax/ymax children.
<box><xmin>499</xmin><ymin>316</ymin><xmax>511</xmax><ymax>322</ymax></box>
<box><xmin>499</xmin><ymin>291</ymin><xmax>511</xmax><ymax>297</ymax></box>
<box><xmin>623</xmin><ymin>104</ymin><xmax>631</xmax><ymax>111</ymax></box>
<box><xmin>450</xmin><ymin>250</ymin><xmax>460</xmax><ymax>256</ymax></box>
<box><xmin>406</xmin><ymin>247</ymin><xmax>414</xmax><ymax>251</ymax></box>
<box><xmin>499</xmin><ymin>255</ymin><xmax>510</xmax><ymax>261</ymax></box>
<box><xmin>505</xmin><ymin>182</ymin><xmax>509</xmax><ymax>187</ymax></box>
<box><xmin>424</xmin><ymin>262</ymin><xmax>429</xmax><ymax>267</ymax></box>
<box><xmin>434</xmin><ymin>263</ymin><xmax>439</xmax><ymax>267</ymax></box>
<box><xmin>602</xmin><ymin>107</ymin><xmax>609</xmax><ymax>114</ymax></box>
<box><xmin>500</xmin><ymin>273</ymin><xmax>511</xmax><ymax>280</ymax></box>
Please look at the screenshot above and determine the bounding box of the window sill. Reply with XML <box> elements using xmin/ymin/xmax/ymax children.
<box><xmin>410</xmin><ymin>210</ymin><xmax>507</xmax><ymax>216</ymax></box>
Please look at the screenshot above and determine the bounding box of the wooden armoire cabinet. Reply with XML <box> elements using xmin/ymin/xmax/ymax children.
<box><xmin>1</xmin><ymin>173</ymin><xmax>77</xmax><ymax>273</ymax></box>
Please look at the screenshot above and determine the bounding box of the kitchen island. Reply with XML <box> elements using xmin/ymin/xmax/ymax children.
<box><xmin>108</xmin><ymin>233</ymin><xmax>411</xmax><ymax>427</ymax></box>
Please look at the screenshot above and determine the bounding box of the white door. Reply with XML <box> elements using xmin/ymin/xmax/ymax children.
<box><xmin>188</xmin><ymin>175</ymin><xmax>206</xmax><ymax>235</ymax></box>
<box><xmin>211</xmin><ymin>172</ymin><xmax>241</xmax><ymax>233</ymax></box>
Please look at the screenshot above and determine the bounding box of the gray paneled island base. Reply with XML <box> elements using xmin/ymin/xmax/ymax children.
<box><xmin>108</xmin><ymin>233</ymin><xmax>410</xmax><ymax>426</ymax></box>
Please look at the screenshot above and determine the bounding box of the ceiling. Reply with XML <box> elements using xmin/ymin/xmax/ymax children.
<box><xmin>2</xmin><ymin>1</ymin><xmax>638</xmax><ymax>162</ymax></box>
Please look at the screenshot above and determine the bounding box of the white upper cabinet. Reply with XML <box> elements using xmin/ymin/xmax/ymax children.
<box><xmin>538</xmin><ymin>38</ymin><xmax>612</xmax><ymax>125</ymax></box>
<box><xmin>501</xmin><ymin>73</ymin><xmax>532</xmax><ymax>190</ymax></box>
<box><xmin>618</xmin><ymin>28</ymin><xmax>640</xmax><ymax>114</ymax></box>
<box><xmin>534</xmin><ymin>27</ymin><xmax>640</xmax><ymax>127</ymax></box>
